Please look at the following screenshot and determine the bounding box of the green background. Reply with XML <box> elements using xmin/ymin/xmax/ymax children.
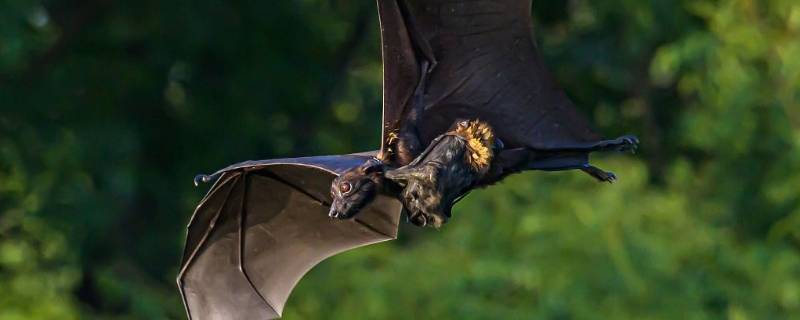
<box><xmin>2</xmin><ymin>0</ymin><xmax>799</xmax><ymax>319</ymax></box>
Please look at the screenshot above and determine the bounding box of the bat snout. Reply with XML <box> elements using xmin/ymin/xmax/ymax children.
<box><xmin>328</xmin><ymin>206</ymin><xmax>338</xmax><ymax>218</ymax></box>
<box><xmin>328</xmin><ymin>201</ymin><xmax>356</xmax><ymax>220</ymax></box>
<box><xmin>328</xmin><ymin>206</ymin><xmax>347</xmax><ymax>219</ymax></box>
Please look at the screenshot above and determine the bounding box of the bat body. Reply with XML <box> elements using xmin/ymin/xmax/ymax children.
<box><xmin>385</xmin><ymin>120</ymin><xmax>500</xmax><ymax>227</ymax></box>
<box><xmin>179</xmin><ymin>1</ymin><xmax>638</xmax><ymax>319</ymax></box>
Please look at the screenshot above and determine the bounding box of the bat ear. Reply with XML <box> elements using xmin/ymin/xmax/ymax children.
<box><xmin>493</xmin><ymin>137</ymin><xmax>505</xmax><ymax>152</ymax></box>
<box><xmin>448</xmin><ymin>118</ymin><xmax>470</xmax><ymax>131</ymax></box>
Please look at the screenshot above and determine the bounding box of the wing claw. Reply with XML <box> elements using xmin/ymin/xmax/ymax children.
<box><xmin>193</xmin><ymin>174</ymin><xmax>210</xmax><ymax>187</ymax></box>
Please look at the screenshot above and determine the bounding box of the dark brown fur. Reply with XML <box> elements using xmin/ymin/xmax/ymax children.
<box><xmin>385</xmin><ymin>121</ymin><xmax>498</xmax><ymax>227</ymax></box>
<box><xmin>328</xmin><ymin>159</ymin><xmax>386</xmax><ymax>219</ymax></box>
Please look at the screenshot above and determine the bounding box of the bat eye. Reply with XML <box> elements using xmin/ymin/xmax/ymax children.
<box><xmin>339</xmin><ymin>182</ymin><xmax>353</xmax><ymax>194</ymax></box>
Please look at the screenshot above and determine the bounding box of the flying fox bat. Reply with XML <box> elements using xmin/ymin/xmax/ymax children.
<box><xmin>178</xmin><ymin>0</ymin><xmax>637</xmax><ymax>319</ymax></box>
<box><xmin>328</xmin><ymin>0</ymin><xmax>636</xmax><ymax>225</ymax></box>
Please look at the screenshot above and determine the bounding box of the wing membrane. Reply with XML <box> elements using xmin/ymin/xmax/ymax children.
<box><xmin>178</xmin><ymin>154</ymin><xmax>402</xmax><ymax>320</ymax></box>
<box><xmin>378</xmin><ymin>0</ymin><xmax>420</xmax><ymax>156</ymax></box>
<box><xmin>378</xmin><ymin>0</ymin><xmax>602</xmax><ymax>152</ymax></box>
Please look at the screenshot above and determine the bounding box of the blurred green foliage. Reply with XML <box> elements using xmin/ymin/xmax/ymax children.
<box><xmin>1</xmin><ymin>0</ymin><xmax>799</xmax><ymax>319</ymax></box>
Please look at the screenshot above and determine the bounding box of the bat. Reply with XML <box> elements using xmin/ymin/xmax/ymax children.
<box><xmin>329</xmin><ymin>0</ymin><xmax>637</xmax><ymax>225</ymax></box>
<box><xmin>178</xmin><ymin>1</ymin><xmax>638</xmax><ymax>319</ymax></box>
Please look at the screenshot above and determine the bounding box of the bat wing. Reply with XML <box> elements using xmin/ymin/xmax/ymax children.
<box><xmin>377</xmin><ymin>0</ymin><xmax>423</xmax><ymax>158</ymax></box>
<box><xmin>379</xmin><ymin>0</ymin><xmax>609</xmax><ymax>154</ymax></box>
<box><xmin>177</xmin><ymin>153</ymin><xmax>402</xmax><ymax>320</ymax></box>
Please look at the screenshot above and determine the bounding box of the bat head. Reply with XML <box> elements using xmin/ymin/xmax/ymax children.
<box><xmin>328</xmin><ymin>158</ymin><xmax>385</xmax><ymax>219</ymax></box>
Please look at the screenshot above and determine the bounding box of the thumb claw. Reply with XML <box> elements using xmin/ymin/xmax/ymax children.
<box><xmin>193</xmin><ymin>174</ymin><xmax>210</xmax><ymax>187</ymax></box>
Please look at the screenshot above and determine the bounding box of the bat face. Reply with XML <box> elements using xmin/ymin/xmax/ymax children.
<box><xmin>328</xmin><ymin>159</ymin><xmax>384</xmax><ymax>219</ymax></box>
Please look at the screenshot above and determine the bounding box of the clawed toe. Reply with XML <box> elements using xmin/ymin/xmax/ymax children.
<box><xmin>614</xmin><ymin>135</ymin><xmax>639</xmax><ymax>154</ymax></box>
<box><xmin>406</xmin><ymin>211</ymin><xmax>447</xmax><ymax>228</ymax></box>
<box><xmin>426</xmin><ymin>214</ymin><xmax>445</xmax><ymax>228</ymax></box>
<box><xmin>605</xmin><ymin>171</ymin><xmax>617</xmax><ymax>183</ymax></box>
<box><xmin>595</xmin><ymin>170</ymin><xmax>617</xmax><ymax>183</ymax></box>
<box><xmin>410</xmin><ymin>213</ymin><xmax>427</xmax><ymax>227</ymax></box>
<box><xmin>582</xmin><ymin>165</ymin><xmax>617</xmax><ymax>183</ymax></box>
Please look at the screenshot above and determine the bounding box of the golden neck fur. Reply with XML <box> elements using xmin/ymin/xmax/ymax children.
<box><xmin>449</xmin><ymin>120</ymin><xmax>495</xmax><ymax>174</ymax></box>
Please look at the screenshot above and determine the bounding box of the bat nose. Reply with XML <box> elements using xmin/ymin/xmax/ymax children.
<box><xmin>328</xmin><ymin>206</ymin><xmax>338</xmax><ymax>219</ymax></box>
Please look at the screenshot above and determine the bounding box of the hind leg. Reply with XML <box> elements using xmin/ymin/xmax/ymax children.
<box><xmin>590</xmin><ymin>135</ymin><xmax>639</xmax><ymax>153</ymax></box>
<box><xmin>542</xmin><ymin>135</ymin><xmax>639</xmax><ymax>154</ymax></box>
<box><xmin>581</xmin><ymin>165</ymin><xmax>617</xmax><ymax>183</ymax></box>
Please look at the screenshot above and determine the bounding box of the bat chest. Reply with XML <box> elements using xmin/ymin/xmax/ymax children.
<box><xmin>396</xmin><ymin>136</ymin><xmax>487</xmax><ymax>227</ymax></box>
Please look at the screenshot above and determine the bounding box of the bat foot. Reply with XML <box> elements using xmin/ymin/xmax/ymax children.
<box><xmin>612</xmin><ymin>135</ymin><xmax>639</xmax><ymax>153</ymax></box>
<box><xmin>409</xmin><ymin>213</ymin><xmax>427</xmax><ymax>227</ymax></box>
<box><xmin>407</xmin><ymin>210</ymin><xmax>446</xmax><ymax>228</ymax></box>
<box><xmin>582</xmin><ymin>165</ymin><xmax>617</xmax><ymax>183</ymax></box>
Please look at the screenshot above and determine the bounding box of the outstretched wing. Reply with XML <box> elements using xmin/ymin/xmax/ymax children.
<box><xmin>177</xmin><ymin>154</ymin><xmax>402</xmax><ymax>320</ymax></box>
<box><xmin>378</xmin><ymin>0</ymin><xmax>602</xmax><ymax>154</ymax></box>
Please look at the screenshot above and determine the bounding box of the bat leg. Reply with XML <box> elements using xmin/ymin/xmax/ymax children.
<box><xmin>595</xmin><ymin>135</ymin><xmax>639</xmax><ymax>153</ymax></box>
<box><xmin>405</xmin><ymin>59</ymin><xmax>431</xmax><ymax>126</ymax></box>
<box><xmin>581</xmin><ymin>165</ymin><xmax>617</xmax><ymax>183</ymax></box>
<box><xmin>544</xmin><ymin>135</ymin><xmax>639</xmax><ymax>154</ymax></box>
<box><xmin>394</xmin><ymin>60</ymin><xmax>434</xmax><ymax>164</ymax></box>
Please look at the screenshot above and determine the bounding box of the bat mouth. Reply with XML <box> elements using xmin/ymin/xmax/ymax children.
<box><xmin>328</xmin><ymin>206</ymin><xmax>356</xmax><ymax>220</ymax></box>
